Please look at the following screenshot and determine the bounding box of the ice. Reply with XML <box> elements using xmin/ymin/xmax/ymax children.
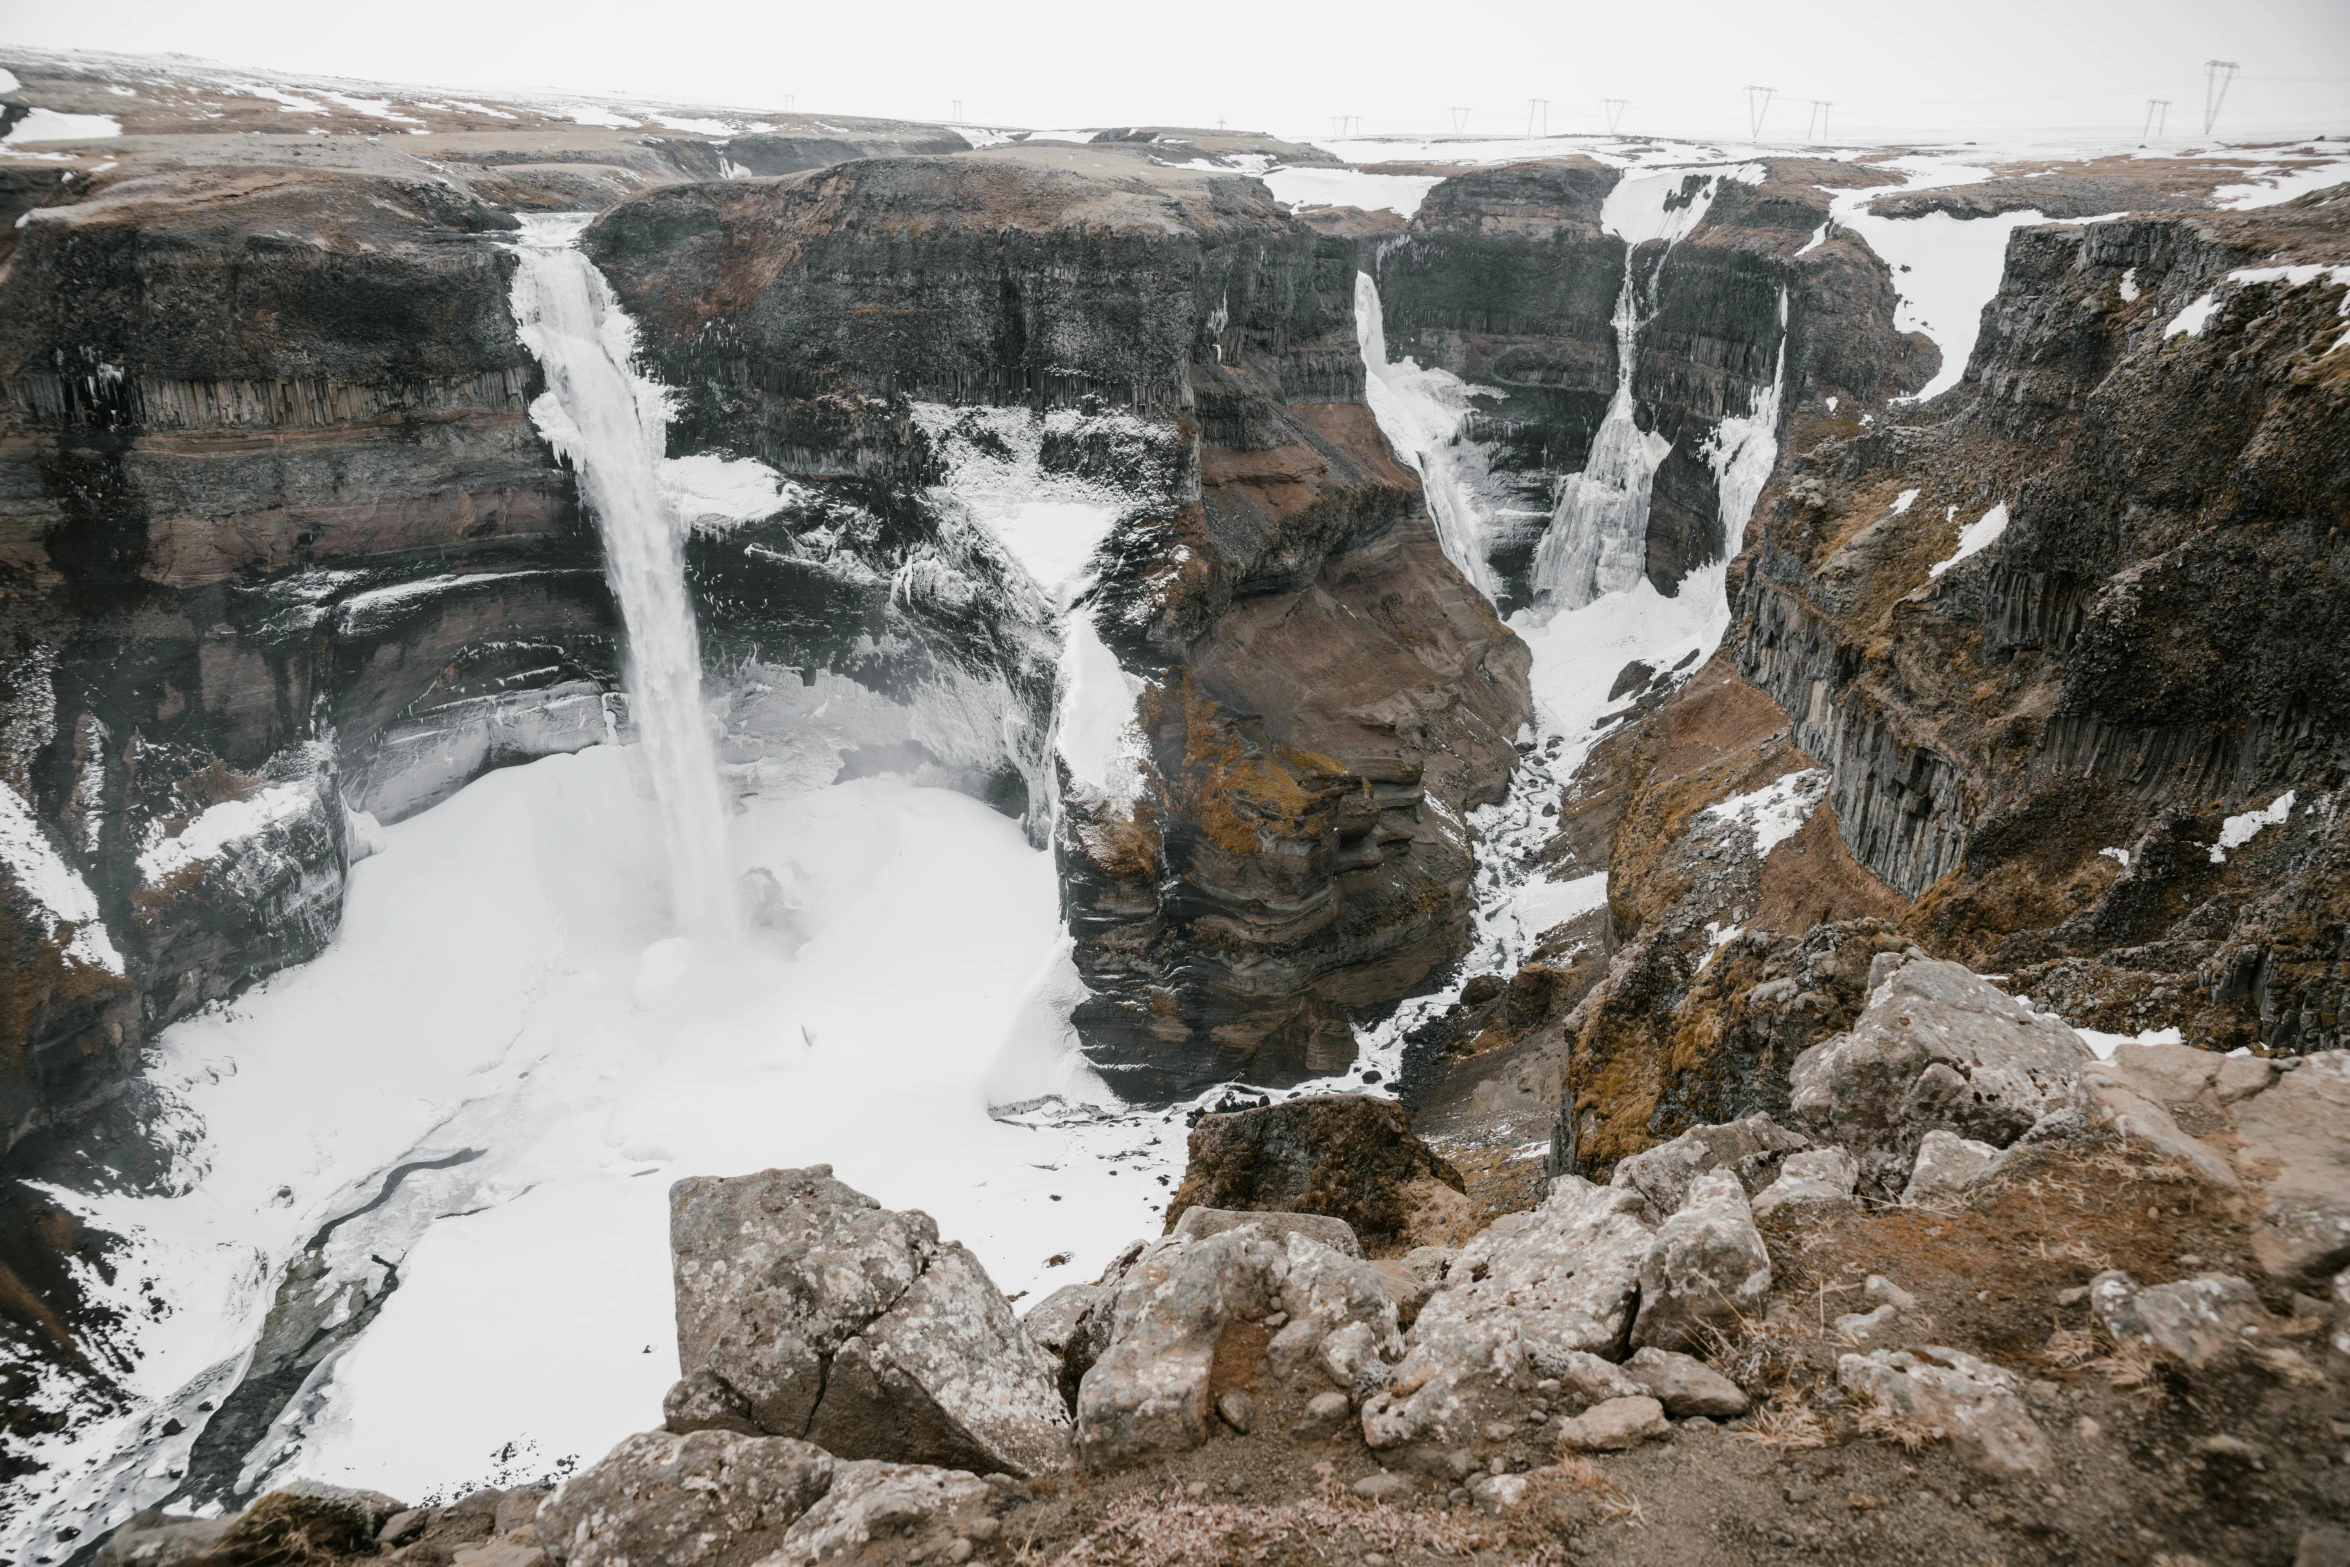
<box><xmin>1704</xmin><ymin>768</ymin><xmax>1828</xmax><ymax>857</ymax></box>
<box><xmin>1354</xmin><ymin>272</ymin><xmax>1502</xmax><ymax>598</ymax></box>
<box><xmin>1</xmin><ymin>108</ymin><xmax>122</xmax><ymax>143</ymax></box>
<box><xmin>137</xmin><ymin>783</ymin><xmax>314</xmax><ymax>886</ymax></box>
<box><xmin>2210</xmin><ymin>790</ymin><xmax>2294</xmax><ymax>862</ymax></box>
<box><xmin>657</xmin><ymin>451</ymin><xmax>798</xmax><ymax>531</ymax></box>
<box><xmin>2165</xmin><ymin>292</ymin><xmax>2221</xmax><ymax>338</ymax></box>
<box><xmin>508</xmin><ymin>215</ymin><xmax>736</xmax><ymax>940</ymax></box>
<box><xmin>1927</xmin><ymin>502</ymin><xmax>2010</xmax><ymax>578</ymax></box>
<box><xmin>0</xmin><ymin>776</ymin><xmax>122</xmax><ymax>973</ymax></box>
<box><xmin>1259</xmin><ymin>166</ymin><xmax>1441</xmax><ymax>217</ymax></box>
<box><xmin>1054</xmin><ymin>614</ymin><xmax>1148</xmax><ymax>810</ymax></box>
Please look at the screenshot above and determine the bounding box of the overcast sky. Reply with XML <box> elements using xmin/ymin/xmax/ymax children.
<box><xmin>10</xmin><ymin>0</ymin><xmax>2348</xmax><ymax>143</ymax></box>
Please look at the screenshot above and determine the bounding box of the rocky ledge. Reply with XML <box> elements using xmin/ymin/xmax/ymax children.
<box><xmin>99</xmin><ymin>975</ymin><xmax>2350</xmax><ymax>1564</ymax></box>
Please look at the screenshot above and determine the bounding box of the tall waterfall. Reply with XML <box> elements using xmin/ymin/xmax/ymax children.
<box><xmin>1525</xmin><ymin>165</ymin><xmax>1755</xmax><ymax>618</ymax></box>
<box><xmin>508</xmin><ymin>215</ymin><xmax>737</xmax><ymax>939</ymax></box>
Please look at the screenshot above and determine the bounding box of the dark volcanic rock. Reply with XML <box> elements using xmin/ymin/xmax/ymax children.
<box><xmin>1163</xmin><ymin>1093</ymin><xmax>1470</xmax><ymax>1251</ymax></box>
<box><xmin>1732</xmin><ymin>186</ymin><xmax>2350</xmax><ymax>1053</ymax></box>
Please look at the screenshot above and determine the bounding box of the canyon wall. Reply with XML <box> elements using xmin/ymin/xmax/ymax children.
<box><xmin>591</xmin><ymin>154</ymin><xmax>1532</xmax><ymax>1096</ymax></box>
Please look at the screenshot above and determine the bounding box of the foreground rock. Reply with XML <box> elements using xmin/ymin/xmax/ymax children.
<box><xmin>1075</xmin><ymin>1222</ymin><xmax>1404</xmax><ymax>1468</ymax></box>
<box><xmin>2088</xmin><ymin>1270</ymin><xmax>2297</xmax><ymax>1374</ymax></box>
<box><xmin>1837</xmin><ymin>1347</ymin><xmax>2052</xmax><ymax>1477</ymax></box>
<box><xmin>1607</xmin><ymin>1113</ymin><xmax>1810</xmax><ymax>1222</ymax></box>
<box><xmin>1164</xmin><ymin>1094</ymin><xmax>1476</xmax><ymax>1251</ymax></box>
<box><xmin>1631</xmin><ymin>1169</ymin><xmax>1772</xmax><ymax>1351</ymax></box>
<box><xmin>665</xmin><ymin>1166</ymin><xmax>1068</xmax><ymax>1476</ymax></box>
<box><xmin>537</xmin><ymin>1430</ymin><xmax>835</xmax><ymax>1567</ymax></box>
<box><xmin>2087</xmin><ymin>1046</ymin><xmax>2350</xmax><ymax>1285</ymax></box>
<box><xmin>1790</xmin><ymin>959</ymin><xmax>2092</xmax><ymax>1196</ymax></box>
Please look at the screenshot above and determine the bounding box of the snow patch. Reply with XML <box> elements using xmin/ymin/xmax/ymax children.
<box><xmin>2118</xmin><ymin>267</ymin><xmax>2140</xmax><ymax>303</ymax></box>
<box><xmin>1054</xmin><ymin>615</ymin><xmax>1147</xmax><ymax>810</ymax></box>
<box><xmin>138</xmin><ymin>783</ymin><xmax>314</xmax><ymax>886</ymax></box>
<box><xmin>559</xmin><ymin>103</ymin><xmax>642</xmax><ymax>129</ymax></box>
<box><xmin>2099</xmin><ymin>846</ymin><xmax>2130</xmax><ymax>868</ymax></box>
<box><xmin>1928</xmin><ymin>502</ymin><xmax>2010</xmax><ymax>578</ymax></box>
<box><xmin>0</xmin><ymin>780</ymin><xmax>122</xmax><ymax>972</ymax></box>
<box><xmin>1260</xmin><ymin>166</ymin><xmax>1440</xmax><ymax>217</ymax></box>
<box><xmin>658</xmin><ymin>451</ymin><xmax>798</xmax><ymax>531</ymax></box>
<box><xmin>2</xmin><ymin>108</ymin><xmax>122</xmax><ymax>144</ymax></box>
<box><xmin>1705</xmin><ymin>769</ymin><xmax>1828</xmax><ymax>857</ymax></box>
<box><xmin>1509</xmin><ymin>870</ymin><xmax>1609</xmax><ymax>938</ymax></box>
<box><xmin>2075</xmin><ymin>1025</ymin><xmax>2184</xmax><ymax>1062</ymax></box>
<box><xmin>2210</xmin><ymin>790</ymin><xmax>2294</xmax><ymax>862</ymax></box>
<box><xmin>2165</xmin><ymin>292</ymin><xmax>2221</xmax><ymax>338</ymax></box>
<box><xmin>1890</xmin><ymin>488</ymin><xmax>1920</xmax><ymax>515</ymax></box>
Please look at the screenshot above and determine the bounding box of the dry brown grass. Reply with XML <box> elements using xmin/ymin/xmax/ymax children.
<box><xmin>1050</xmin><ymin>1483</ymin><xmax>1505</xmax><ymax>1567</ymax></box>
<box><xmin>1735</xmin><ymin>1398</ymin><xmax>1830</xmax><ymax>1450</ymax></box>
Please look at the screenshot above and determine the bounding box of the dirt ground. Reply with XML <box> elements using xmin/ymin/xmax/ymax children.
<box><xmin>964</xmin><ymin>1134</ymin><xmax>2349</xmax><ymax>1567</ymax></box>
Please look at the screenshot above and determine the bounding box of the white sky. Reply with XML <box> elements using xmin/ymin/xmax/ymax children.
<box><xmin>7</xmin><ymin>0</ymin><xmax>2348</xmax><ymax>143</ymax></box>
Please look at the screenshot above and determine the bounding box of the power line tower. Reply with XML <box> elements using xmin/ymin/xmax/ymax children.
<box><xmin>1450</xmin><ymin>105</ymin><xmax>1471</xmax><ymax>133</ymax></box>
<box><xmin>952</xmin><ymin>99</ymin><xmax>964</xmax><ymax>122</ymax></box>
<box><xmin>1806</xmin><ymin>100</ymin><xmax>1832</xmax><ymax>141</ymax></box>
<box><xmin>2202</xmin><ymin>61</ymin><xmax>2239</xmax><ymax>137</ymax></box>
<box><xmin>782</xmin><ymin>94</ymin><xmax>796</xmax><ymax>113</ymax></box>
<box><xmin>2141</xmin><ymin>98</ymin><xmax>2170</xmax><ymax>141</ymax></box>
<box><xmin>1216</xmin><ymin>117</ymin><xmax>1226</xmax><ymax>132</ymax></box>
<box><xmin>1526</xmin><ymin>98</ymin><xmax>1550</xmax><ymax>138</ymax></box>
<box><xmin>1746</xmin><ymin>85</ymin><xmax>1776</xmax><ymax>141</ymax></box>
<box><xmin>1603</xmin><ymin>97</ymin><xmax>1627</xmax><ymax>134</ymax></box>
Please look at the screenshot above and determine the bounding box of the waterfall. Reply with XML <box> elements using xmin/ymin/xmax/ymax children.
<box><xmin>508</xmin><ymin>215</ymin><xmax>737</xmax><ymax>939</ymax></box>
<box><xmin>1525</xmin><ymin>165</ymin><xmax>1758</xmax><ymax>620</ymax></box>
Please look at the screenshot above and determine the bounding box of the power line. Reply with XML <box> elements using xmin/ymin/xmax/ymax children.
<box><xmin>2204</xmin><ymin>61</ymin><xmax>2240</xmax><ymax>136</ymax></box>
<box><xmin>1745</xmin><ymin>84</ymin><xmax>1776</xmax><ymax>140</ymax></box>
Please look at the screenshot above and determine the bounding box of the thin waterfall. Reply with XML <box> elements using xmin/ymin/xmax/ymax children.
<box><xmin>507</xmin><ymin>214</ymin><xmax>737</xmax><ymax>939</ymax></box>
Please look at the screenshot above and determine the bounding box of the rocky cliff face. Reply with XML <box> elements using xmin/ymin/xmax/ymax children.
<box><xmin>1733</xmin><ymin>188</ymin><xmax>2350</xmax><ymax>1055</ymax></box>
<box><xmin>589</xmin><ymin>152</ymin><xmax>1531</xmax><ymax>1096</ymax></box>
<box><xmin>0</xmin><ymin>168</ymin><xmax>614</xmax><ymax>1153</ymax></box>
<box><xmin>1371</xmin><ymin>158</ymin><xmax>1932</xmax><ymax>610</ymax></box>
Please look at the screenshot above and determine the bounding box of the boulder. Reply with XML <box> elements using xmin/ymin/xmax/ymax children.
<box><xmin>1359</xmin><ymin>1179</ymin><xmax>1655</xmax><ymax>1467</ymax></box>
<box><xmin>2087</xmin><ymin>1049</ymin><xmax>2350</xmax><ymax>1285</ymax></box>
<box><xmin>1469</xmin><ymin>1471</ymin><xmax>1533</xmax><ymax>1512</ymax></box>
<box><xmin>1608</xmin><ymin>1113</ymin><xmax>1810</xmax><ymax>1220</ymax></box>
<box><xmin>1415</xmin><ymin>1176</ymin><xmax>1655</xmax><ymax>1361</ymax></box>
<box><xmin>1171</xmin><ymin>1205</ymin><xmax>1363</xmax><ymax>1258</ymax></box>
<box><xmin>1631</xmin><ymin>1170</ymin><xmax>1771</xmax><ymax>1352</ymax></box>
<box><xmin>1163</xmin><ymin>1094</ymin><xmax>1471</xmax><ymax>1249</ymax></box>
<box><xmin>1900</xmin><ymin>1130</ymin><xmax>2002</xmax><ymax>1206</ymax></box>
<box><xmin>93</xmin><ymin>1515</ymin><xmax>232</xmax><ymax>1567</ymax></box>
<box><xmin>1790</xmin><ymin>960</ymin><xmax>2092</xmax><ymax>1195</ymax></box>
<box><xmin>1074</xmin><ymin>1226</ymin><xmax>1402</xmax><ymax>1468</ymax></box>
<box><xmin>665</xmin><ymin>1166</ymin><xmax>1068</xmax><ymax>1476</ymax></box>
<box><xmin>1838</xmin><ymin>1348</ymin><xmax>2050</xmax><ymax>1477</ymax></box>
<box><xmin>767</xmin><ymin>1460</ymin><xmax>994</xmax><ymax>1567</ymax></box>
<box><xmin>1750</xmin><ymin>1146</ymin><xmax>1860</xmax><ymax>1220</ymax></box>
<box><xmin>1553</xmin><ymin>1396</ymin><xmax>1668</xmax><ymax>1452</ymax></box>
<box><xmin>1368</xmin><ymin>1258</ymin><xmax>1435</xmax><ymax>1326</ymax></box>
<box><xmin>2089</xmin><ymin>1270</ymin><xmax>2283</xmax><ymax>1372</ymax></box>
<box><xmin>537</xmin><ymin>1429</ymin><xmax>835</xmax><ymax>1567</ymax></box>
<box><xmin>1621</xmin><ymin>1347</ymin><xmax>1749</xmax><ymax>1418</ymax></box>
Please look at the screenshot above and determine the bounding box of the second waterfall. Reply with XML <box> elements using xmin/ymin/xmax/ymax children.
<box><xmin>508</xmin><ymin>214</ymin><xmax>738</xmax><ymax>939</ymax></box>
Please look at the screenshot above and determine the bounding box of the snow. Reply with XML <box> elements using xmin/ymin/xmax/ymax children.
<box><xmin>1054</xmin><ymin>614</ymin><xmax>1148</xmax><ymax>810</ymax></box>
<box><xmin>1927</xmin><ymin>502</ymin><xmax>2010</xmax><ymax>578</ymax></box>
<box><xmin>0</xmin><ymin>778</ymin><xmax>122</xmax><ymax>973</ymax></box>
<box><xmin>651</xmin><ymin>115</ymin><xmax>734</xmax><ymax>136</ymax></box>
<box><xmin>2227</xmin><ymin>264</ymin><xmax>2350</xmax><ymax>352</ymax></box>
<box><xmin>2119</xmin><ymin>267</ymin><xmax>2140</xmax><ymax>303</ymax></box>
<box><xmin>2212</xmin><ymin>158</ymin><xmax>2350</xmax><ymax>211</ymax></box>
<box><xmin>1259</xmin><ymin>166</ymin><xmax>1441</xmax><ymax>217</ymax></box>
<box><xmin>2165</xmin><ymin>292</ymin><xmax>2221</xmax><ymax>338</ymax></box>
<box><xmin>137</xmin><ymin>783</ymin><xmax>314</xmax><ymax>886</ymax></box>
<box><xmin>560</xmin><ymin>104</ymin><xmax>642</xmax><ymax>129</ymax></box>
<box><xmin>2100</xmin><ymin>846</ymin><xmax>2131</xmax><ymax>868</ymax></box>
<box><xmin>0</xmin><ymin>68</ymin><xmax>19</xmax><ymax>94</ymax></box>
<box><xmin>2210</xmin><ymin>790</ymin><xmax>2294</xmax><ymax>862</ymax></box>
<box><xmin>953</xmin><ymin>126</ymin><xmax>1018</xmax><ymax>148</ymax></box>
<box><xmin>442</xmin><ymin>100</ymin><xmax>518</xmax><ymax>121</ymax></box>
<box><xmin>658</xmin><ymin>451</ymin><xmax>798</xmax><ymax>530</ymax></box>
<box><xmin>2075</xmin><ymin>1025</ymin><xmax>2184</xmax><ymax>1062</ymax></box>
<box><xmin>1705</xmin><ymin>769</ymin><xmax>1828</xmax><ymax>857</ymax></box>
<box><xmin>232</xmin><ymin>83</ymin><xmax>326</xmax><ymax>114</ymax></box>
<box><xmin>1890</xmin><ymin>488</ymin><xmax>1920</xmax><ymax>515</ymax></box>
<box><xmin>913</xmin><ymin>404</ymin><xmax>1134</xmax><ymax>606</ymax></box>
<box><xmin>1508</xmin><ymin>870</ymin><xmax>1609</xmax><ymax>939</ymax></box>
<box><xmin>1</xmin><ymin>108</ymin><xmax>122</xmax><ymax>143</ymax></box>
<box><xmin>316</xmin><ymin>91</ymin><xmax>424</xmax><ymax>126</ymax></box>
<box><xmin>1834</xmin><ymin>196</ymin><xmax>2042</xmax><ymax>402</ymax></box>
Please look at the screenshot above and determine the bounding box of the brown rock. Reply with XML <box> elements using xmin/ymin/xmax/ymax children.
<box><xmin>1163</xmin><ymin>1094</ymin><xmax>1468</xmax><ymax>1251</ymax></box>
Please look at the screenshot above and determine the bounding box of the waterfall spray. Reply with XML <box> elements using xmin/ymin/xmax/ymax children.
<box><xmin>508</xmin><ymin>215</ymin><xmax>737</xmax><ymax>939</ymax></box>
